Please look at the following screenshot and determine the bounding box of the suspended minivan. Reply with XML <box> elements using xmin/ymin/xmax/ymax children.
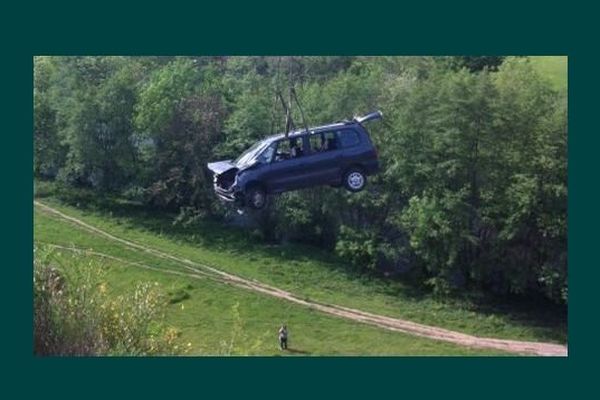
<box><xmin>207</xmin><ymin>111</ymin><xmax>383</xmax><ymax>209</ymax></box>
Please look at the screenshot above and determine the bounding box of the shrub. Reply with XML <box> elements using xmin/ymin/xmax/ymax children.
<box><xmin>33</xmin><ymin>246</ymin><xmax>184</xmax><ymax>356</ymax></box>
<box><xmin>335</xmin><ymin>225</ymin><xmax>377</xmax><ymax>271</ymax></box>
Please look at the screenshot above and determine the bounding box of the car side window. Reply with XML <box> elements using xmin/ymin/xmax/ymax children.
<box><xmin>322</xmin><ymin>131</ymin><xmax>339</xmax><ymax>152</ymax></box>
<box><xmin>257</xmin><ymin>142</ymin><xmax>277</xmax><ymax>164</ymax></box>
<box><xmin>290</xmin><ymin>137</ymin><xmax>305</xmax><ymax>158</ymax></box>
<box><xmin>338</xmin><ymin>129</ymin><xmax>360</xmax><ymax>148</ymax></box>
<box><xmin>274</xmin><ymin>140</ymin><xmax>290</xmax><ymax>162</ymax></box>
<box><xmin>308</xmin><ymin>133</ymin><xmax>324</xmax><ymax>153</ymax></box>
<box><xmin>274</xmin><ymin>137</ymin><xmax>305</xmax><ymax>162</ymax></box>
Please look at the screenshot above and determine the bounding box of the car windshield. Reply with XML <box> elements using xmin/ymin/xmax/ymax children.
<box><xmin>234</xmin><ymin>139</ymin><xmax>273</xmax><ymax>166</ymax></box>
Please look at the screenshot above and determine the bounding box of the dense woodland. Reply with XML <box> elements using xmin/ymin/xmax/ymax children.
<box><xmin>34</xmin><ymin>56</ymin><xmax>567</xmax><ymax>305</ymax></box>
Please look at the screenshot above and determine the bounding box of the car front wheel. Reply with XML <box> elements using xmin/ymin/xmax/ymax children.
<box><xmin>246</xmin><ymin>186</ymin><xmax>267</xmax><ymax>209</ymax></box>
<box><xmin>343</xmin><ymin>168</ymin><xmax>366</xmax><ymax>192</ymax></box>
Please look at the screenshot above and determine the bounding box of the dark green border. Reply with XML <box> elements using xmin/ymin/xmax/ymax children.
<box><xmin>4</xmin><ymin>2</ymin><xmax>593</xmax><ymax>398</ymax></box>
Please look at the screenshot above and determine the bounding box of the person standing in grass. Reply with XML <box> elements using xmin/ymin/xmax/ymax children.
<box><xmin>278</xmin><ymin>324</ymin><xmax>288</xmax><ymax>350</ymax></box>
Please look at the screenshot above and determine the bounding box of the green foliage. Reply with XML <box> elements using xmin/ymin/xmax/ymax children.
<box><xmin>135</xmin><ymin>59</ymin><xmax>226</xmax><ymax>211</ymax></box>
<box><xmin>335</xmin><ymin>225</ymin><xmax>377</xmax><ymax>271</ymax></box>
<box><xmin>300</xmin><ymin>61</ymin><xmax>383</xmax><ymax>125</ymax></box>
<box><xmin>447</xmin><ymin>56</ymin><xmax>506</xmax><ymax>72</ymax></box>
<box><xmin>35</xmin><ymin>198</ymin><xmax>568</xmax><ymax>345</ymax></box>
<box><xmin>219</xmin><ymin>302</ymin><xmax>270</xmax><ymax>355</ymax></box>
<box><xmin>401</xmin><ymin>190</ymin><xmax>472</xmax><ymax>295</ymax></box>
<box><xmin>33</xmin><ymin>245</ymin><xmax>182</xmax><ymax>355</ymax></box>
<box><xmin>379</xmin><ymin>58</ymin><xmax>567</xmax><ymax>301</ymax></box>
<box><xmin>34</xmin><ymin>57</ymin><xmax>66</xmax><ymax>177</ymax></box>
<box><xmin>217</xmin><ymin>69</ymin><xmax>275</xmax><ymax>158</ymax></box>
<box><xmin>48</xmin><ymin>57</ymin><xmax>140</xmax><ymax>189</ymax></box>
<box><xmin>34</xmin><ymin>56</ymin><xmax>568</xmax><ymax>305</ymax></box>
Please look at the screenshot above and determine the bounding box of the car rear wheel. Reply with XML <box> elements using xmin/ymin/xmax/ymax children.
<box><xmin>246</xmin><ymin>186</ymin><xmax>267</xmax><ymax>209</ymax></box>
<box><xmin>343</xmin><ymin>168</ymin><xmax>366</xmax><ymax>192</ymax></box>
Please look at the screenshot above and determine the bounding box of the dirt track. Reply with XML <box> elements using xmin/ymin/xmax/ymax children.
<box><xmin>35</xmin><ymin>201</ymin><xmax>568</xmax><ymax>356</ymax></box>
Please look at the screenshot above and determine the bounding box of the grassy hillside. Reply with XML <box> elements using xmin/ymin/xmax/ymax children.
<box><xmin>34</xmin><ymin>184</ymin><xmax>567</xmax><ymax>347</ymax></box>
<box><xmin>36</xmin><ymin>210</ymin><xmax>504</xmax><ymax>355</ymax></box>
<box><xmin>529</xmin><ymin>56</ymin><xmax>568</xmax><ymax>92</ymax></box>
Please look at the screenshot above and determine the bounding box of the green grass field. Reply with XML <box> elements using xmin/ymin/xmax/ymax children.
<box><xmin>33</xmin><ymin>184</ymin><xmax>567</xmax><ymax>354</ymax></box>
<box><xmin>40</xmin><ymin>246</ymin><xmax>506</xmax><ymax>355</ymax></box>
<box><xmin>529</xmin><ymin>56</ymin><xmax>567</xmax><ymax>92</ymax></box>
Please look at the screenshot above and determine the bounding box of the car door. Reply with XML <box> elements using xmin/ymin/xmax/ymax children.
<box><xmin>298</xmin><ymin>130</ymin><xmax>344</xmax><ymax>187</ymax></box>
<box><xmin>262</xmin><ymin>138</ymin><xmax>309</xmax><ymax>193</ymax></box>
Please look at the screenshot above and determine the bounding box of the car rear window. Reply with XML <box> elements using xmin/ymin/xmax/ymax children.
<box><xmin>338</xmin><ymin>129</ymin><xmax>360</xmax><ymax>148</ymax></box>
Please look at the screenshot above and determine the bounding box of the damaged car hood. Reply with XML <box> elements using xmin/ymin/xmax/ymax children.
<box><xmin>207</xmin><ymin>160</ymin><xmax>257</xmax><ymax>175</ymax></box>
<box><xmin>207</xmin><ymin>160</ymin><xmax>238</xmax><ymax>175</ymax></box>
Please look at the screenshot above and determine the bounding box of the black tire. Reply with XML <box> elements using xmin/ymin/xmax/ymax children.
<box><xmin>343</xmin><ymin>167</ymin><xmax>366</xmax><ymax>192</ymax></box>
<box><xmin>246</xmin><ymin>186</ymin><xmax>267</xmax><ymax>209</ymax></box>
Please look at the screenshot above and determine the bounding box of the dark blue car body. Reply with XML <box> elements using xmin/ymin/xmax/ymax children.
<box><xmin>207</xmin><ymin>111</ymin><xmax>382</xmax><ymax>209</ymax></box>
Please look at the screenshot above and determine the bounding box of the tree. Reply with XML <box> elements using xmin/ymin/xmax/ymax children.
<box><xmin>217</xmin><ymin>68</ymin><xmax>275</xmax><ymax>159</ymax></box>
<box><xmin>51</xmin><ymin>57</ymin><xmax>140</xmax><ymax>190</ymax></box>
<box><xmin>484</xmin><ymin>58</ymin><xmax>567</xmax><ymax>301</ymax></box>
<box><xmin>135</xmin><ymin>58</ymin><xmax>226</xmax><ymax>211</ymax></box>
<box><xmin>34</xmin><ymin>56</ymin><xmax>65</xmax><ymax>178</ymax></box>
<box><xmin>448</xmin><ymin>56</ymin><xmax>506</xmax><ymax>72</ymax></box>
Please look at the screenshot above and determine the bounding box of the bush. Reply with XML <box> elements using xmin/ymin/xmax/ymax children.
<box><xmin>335</xmin><ymin>225</ymin><xmax>377</xmax><ymax>271</ymax></box>
<box><xmin>33</xmin><ymin>246</ymin><xmax>184</xmax><ymax>356</ymax></box>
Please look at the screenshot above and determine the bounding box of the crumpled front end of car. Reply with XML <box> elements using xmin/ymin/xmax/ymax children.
<box><xmin>214</xmin><ymin>182</ymin><xmax>243</xmax><ymax>203</ymax></box>
<box><xmin>207</xmin><ymin>161</ymin><xmax>245</xmax><ymax>204</ymax></box>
